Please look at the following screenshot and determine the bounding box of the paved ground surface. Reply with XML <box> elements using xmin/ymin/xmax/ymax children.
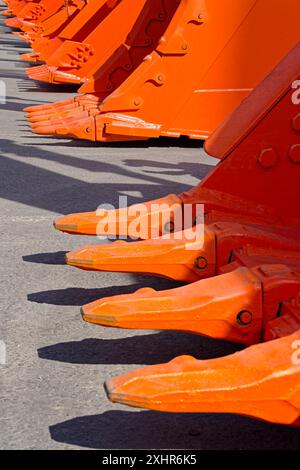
<box><xmin>1</xmin><ymin>9</ymin><xmax>300</xmax><ymax>450</ymax></box>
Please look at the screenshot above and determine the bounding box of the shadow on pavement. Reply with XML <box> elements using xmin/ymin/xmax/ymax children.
<box><xmin>49</xmin><ymin>409</ymin><xmax>300</xmax><ymax>450</ymax></box>
<box><xmin>38</xmin><ymin>332</ymin><xmax>241</xmax><ymax>365</ymax></box>
<box><xmin>23</xmin><ymin>251</ymin><xmax>67</xmax><ymax>265</ymax></box>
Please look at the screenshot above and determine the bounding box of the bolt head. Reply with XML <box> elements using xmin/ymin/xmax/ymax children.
<box><xmin>288</xmin><ymin>144</ymin><xmax>300</xmax><ymax>163</ymax></box>
<box><xmin>194</xmin><ymin>257</ymin><xmax>208</xmax><ymax>270</ymax></box>
<box><xmin>164</xmin><ymin>221</ymin><xmax>174</xmax><ymax>234</ymax></box>
<box><xmin>257</xmin><ymin>148</ymin><xmax>278</xmax><ymax>168</ymax></box>
<box><xmin>292</xmin><ymin>113</ymin><xmax>300</xmax><ymax>132</ymax></box>
<box><xmin>237</xmin><ymin>311</ymin><xmax>253</xmax><ymax>326</ymax></box>
<box><xmin>156</xmin><ymin>74</ymin><xmax>165</xmax><ymax>83</ymax></box>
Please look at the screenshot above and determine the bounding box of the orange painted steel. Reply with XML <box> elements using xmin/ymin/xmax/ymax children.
<box><xmin>105</xmin><ymin>331</ymin><xmax>300</xmax><ymax>427</ymax></box>
<box><xmin>23</xmin><ymin>0</ymin><xmax>128</xmax><ymax>76</ymax></box>
<box><xmin>2</xmin><ymin>0</ymin><xmax>39</xmax><ymax>15</ymax></box>
<box><xmin>66</xmin><ymin>42</ymin><xmax>300</xmax><ymax>426</ymax></box>
<box><xmin>27</xmin><ymin>0</ymin><xmax>300</xmax><ymax>143</ymax></box>
<box><xmin>4</xmin><ymin>0</ymin><xmax>64</xmax><ymax>31</ymax></box>
<box><xmin>24</xmin><ymin>1</ymin><xmax>85</xmax><ymax>41</ymax></box>
<box><xmin>6</xmin><ymin>0</ymin><xmax>85</xmax><ymax>46</ymax></box>
<box><xmin>25</xmin><ymin>1</ymin><xmax>180</xmax><ymax>86</ymax></box>
<box><xmin>24</xmin><ymin>0</ymin><xmax>183</xmax><ymax>112</ymax></box>
<box><xmin>5</xmin><ymin>0</ymin><xmax>300</xmax><ymax>427</ymax></box>
<box><xmin>1</xmin><ymin>0</ymin><xmax>40</xmax><ymax>20</ymax></box>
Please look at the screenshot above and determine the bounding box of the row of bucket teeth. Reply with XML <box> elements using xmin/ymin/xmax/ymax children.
<box><xmin>4</xmin><ymin>0</ymin><xmax>300</xmax><ymax>427</ymax></box>
<box><xmin>60</xmin><ymin>42</ymin><xmax>300</xmax><ymax>424</ymax></box>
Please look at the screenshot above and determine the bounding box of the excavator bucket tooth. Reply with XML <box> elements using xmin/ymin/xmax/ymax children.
<box><xmin>25</xmin><ymin>64</ymin><xmax>82</xmax><ymax>84</ymax></box>
<box><xmin>29</xmin><ymin>112</ymin><xmax>100</xmax><ymax>137</ymax></box>
<box><xmin>28</xmin><ymin>104</ymin><xmax>86</xmax><ymax>122</ymax></box>
<box><xmin>5</xmin><ymin>16</ymin><xmax>22</xmax><ymax>27</ymax></box>
<box><xmin>29</xmin><ymin>109</ymin><xmax>91</xmax><ymax>127</ymax></box>
<box><xmin>20</xmin><ymin>51</ymin><xmax>42</xmax><ymax>62</ymax></box>
<box><xmin>27</xmin><ymin>103</ymin><xmax>94</xmax><ymax>122</ymax></box>
<box><xmin>54</xmin><ymin>193</ymin><xmax>183</xmax><ymax>236</ymax></box>
<box><xmin>11</xmin><ymin>31</ymin><xmax>32</xmax><ymax>43</ymax></box>
<box><xmin>81</xmin><ymin>245</ymin><xmax>300</xmax><ymax>344</ymax></box>
<box><xmin>82</xmin><ymin>266</ymin><xmax>263</xmax><ymax>346</ymax></box>
<box><xmin>23</xmin><ymin>94</ymin><xmax>98</xmax><ymax>113</ymax></box>
<box><xmin>105</xmin><ymin>331</ymin><xmax>300</xmax><ymax>427</ymax></box>
<box><xmin>66</xmin><ymin>226</ymin><xmax>217</xmax><ymax>283</ymax></box>
<box><xmin>57</xmin><ymin>0</ymin><xmax>300</xmax><ymax>143</ymax></box>
<box><xmin>1</xmin><ymin>9</ymin><xmax>13</xmax><ymax>16</ymax></box>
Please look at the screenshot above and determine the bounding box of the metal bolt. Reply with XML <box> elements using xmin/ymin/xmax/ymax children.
<box><xmin>194</xmin><ymin>256</ymin><xmax>208</xmax><ymax>270</ymax></box>
<box><xmin>164</xmin><ymin>220</ymin><xmax>175</xmax><ymax>233</ymax></box>
<box><xmin>86</xmin><ymin>127</ymin><xmax>91</xmax><ymax>133</ymax></box>
<box><xmin>292</xmin><ymin>113</ymin><xmax>300</xmax><ymax>132</ymax></box>
<box><xmin>288</xmin><ymin>144</ymin><xmax>300</xmax><ymax>163</ymax></box>
<box><xmin>134</xmin><ymin>98</ymin><xmax>141</xmax><ymax>106</ymax></box>
<box><xmin>237</xmin><ymin>310</ymin><xmax>253</xmax><ymax>326</ymax></box>
<box><xmin>257</xmin><ymin>148</ymin><xmax>278</xmax><ymax>168</ymax></box>
<box><xmin>181</xmin><ymin>43</ymin><xmax>188</xmax><ymax>51</ymax></box>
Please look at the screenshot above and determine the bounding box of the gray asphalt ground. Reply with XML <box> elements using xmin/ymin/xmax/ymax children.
<box><xmin>0</xmin><ymin>8</ymin><xmax>300</xmax><ymax>450</ymax></box>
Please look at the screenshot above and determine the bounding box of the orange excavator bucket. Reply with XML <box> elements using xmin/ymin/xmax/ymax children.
<box><xmin>1</xmin><ymin>0</ymin><xmax>39</xmax><ymax>15</ymax></box>
<box><xmin>8</xmin><ymin>0</ymin><xmax>85</xmax><ymax>46</ymax></box>
<box><xmin>4</xmin><ymin>0</ymin><xmax>64</xmax><ymax>30</ymax></box>
<box><xmin>19</xmin><ymin>1</ymin><xmax>100</xmax><ymax>61</ymax></box>
<box><xmin>24</xmin><ymin>0</ymin><xmax>180</xmax><ymax>86</ymax></box>
<box><xmin>22</xmin><ymin>0</ymin><xmax>133</xmax><ymax>74</ymax></box>
<box><xmin>1</xmin><ymin>0</ymin><xmax>41</xmax><ymax>19</ymax></box>
<box><xmin>59</xmin><ymin>41</ymin><xmax>300</xmax><ymax>426</ymax></box>
<box><xmin>27</xmin><ymin>0</ymin><xmax>300</xmax><ymax>143</ymax></box>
